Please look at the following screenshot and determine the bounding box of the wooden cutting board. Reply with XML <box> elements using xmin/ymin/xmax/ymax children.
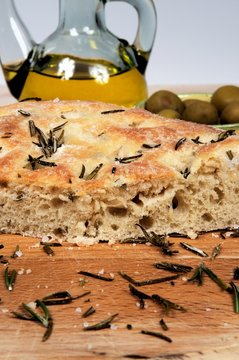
<box><xmin>1</xmin><ymin>232</ymin><xmax>239</xmax><ymax>360</ymax></box>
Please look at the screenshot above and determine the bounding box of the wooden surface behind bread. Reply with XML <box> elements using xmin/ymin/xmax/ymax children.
<box><xmin>0</xmin><ymin>233</ymin><xmax>239</xmax><ymax>359</ymax></box>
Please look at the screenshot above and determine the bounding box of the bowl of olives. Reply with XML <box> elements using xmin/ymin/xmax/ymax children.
<box><xmin>142</xmin><ymin>85</ymin><xmax>239</xmax><ymax>130</ymax></box>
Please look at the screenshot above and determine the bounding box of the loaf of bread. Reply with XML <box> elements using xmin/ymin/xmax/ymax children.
<box><xmin>0</xmin><ymin>99</ymin><xmax>238</xmax><ymax>244</ymax></box>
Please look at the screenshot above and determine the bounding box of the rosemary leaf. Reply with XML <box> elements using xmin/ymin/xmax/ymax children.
<box><xmin>18</xmin><ymin>109</ymin><xmax>31</xmax><ymax>117</ymax></box>
<box><xmin>226</xmin><ymin>150</ymin><xmax>234</xmax><ymax>160</ymax></box>
<box><xmin>22</xmin><ymin>302</ymin><xmax>48</xmax><ymax>327</ymax></box>
<box><xmin>83</xmin><ymin>313</ymin><xmax>118</xmax><ymax>331</ymax></box>
<box><xmin>154</xmin><ymin>261</ymin><xmax>193</xmax><ymax>273</ymax></box>
<box><xmin>82</xmin><ymin>306</ymin><xmax>96</xmax><ymax>318</ymax></box>
<box><xmin>84</xmin><ymin>163</ymin><xmax>103</xmax><ymax>180</ymax></box>
<box><xmin>233</xmin><ymin>267</ymin><xmax>239</xmax><ymax>280</ymax></box>
<box><xmin>42</xmin><ymin>317</ymin><xmax>53</xmax><ymax>342</ymax></box>
<box><xmin>180</xmin><ymin>242</ymin><xmax>208</xmax><ymax>257</ymax></box>
<box><xmin>78</xmin><ymin>271</ymin><xmax>114</xmax><ymax>282</ymax></box>
<box><xmin>79</xmin><ymin>164</ymin><xmax>86</xmax><ymax>179</ymax></box>
<box><xmin>159</xmin><ymin>319</ymin><xmax>169</xmax><ymax>331</ymax></box>
<box><xmin>230</xmin><ymin>282</ymin><xmax>239</xmax><ymax>313</ymax></box>
<box><xmin>202</xmin><ymin>264</ymin><xmax>230</xmax><ymax>291</ymax></box>
<box><xmin>141</xmin><ymin>330</ymin><xmax>172</xmax><ymax>343</ymax></box>
<box><xmin>115</xmin><ymin>154</ymin><xmax>143</xmax><ymax>164</ymax></box>
<box><xmin>175</xmin><ymin>137</ymin><xmax>186</xmax><ymax>150</ymax></box>
<box><xmin>210</xmin><ymin>243</ymin><xmax>222</xmax><ymax>260</ymax></box>
<box><xmin>4</xmin><ymin>267</ymin><xmax>17</xmax><ymax>291</ymax></box>
<box><xmin>101</xmin><ymin>109</ymin><xmax>125</xmax><ymax>114</ymax></box>
<box><xmin>29</xmin><ymin>120</ymin><xmax>36</xmax><ymax>136</ymax></box>
<box><xmin>42</xmin><ymin>244</ymin><xmax>54</xmax><ymax>256</ymax></box>
<box><xmin>142</xmin><ymin>143</ymin><xmax>161</xmax><ymax>149</ymax></box>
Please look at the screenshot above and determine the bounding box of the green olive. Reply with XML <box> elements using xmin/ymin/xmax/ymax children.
<box><xmin>220</xmin><ymin>101</ymin><xmax>239</xmax><ymax>124</ymax></box>
<box><xmin>183</xmin><ymin>99</ymin><xmax>198</xmax><ymax>108</ymax></box>
<box><xmin>158</xmin><ymin>109</ymin><xmax>181</xmax><ymax>119</ymax></box>
<box><xmin>182</xmin><ymin>100</ymin><xmax>219</xmax><ymax>125</ymax></box>
<box><xmin>211</xmin><ymin>85</ymin><xmax>239</xmax><ymax>113</ymax></box>
<box><xmin>145</xmin><ymin>90</ymin><xmax>185</xmax><ymax>114</ymax></box>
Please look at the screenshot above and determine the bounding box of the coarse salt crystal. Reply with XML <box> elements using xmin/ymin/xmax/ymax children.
<box><xmin>15</xmin><ymin>250</ymin><xmax>23</xmax><ymax>257</ymax></box>
<box><xmin>75</xmin><ymin>307</ymin><xmax>82</xmax><ymax>313</ymax></box>
<box><xmin>1</xmin><ymin>308</ymin><xmax>9</xmax><ymax>313</ymax></box>
<box><xmin>26</xmin><ymin>269</ymin><xmax>32</xmax><ymax>275</ymax></box>
<box><xmin>17</xmin><ymin>269</ymin><xmax>25</xmax><ymax>275</ymax></box>
<box><xmin>27</xmin><ymin>302</ymin><xmax>37</xmax><ymax>310</ymax></box>
<box><xmin>98</xmin><ymin>268</ymin><xmax>104</xmax><ymax>275</ymax></box>
<box><xmin>110</xmin><ymin>324</ymin><xmax>118</xmax><ymax>330</ymax></box>
<box><xmin>83</xmin><ymin>321</ymin><xmax>89</xmax><ymax>328</ymax></box>
<box><xmin>41</xmin><ymin>235</ymin><xmax>51</xmax><ymax>243</ymax></box>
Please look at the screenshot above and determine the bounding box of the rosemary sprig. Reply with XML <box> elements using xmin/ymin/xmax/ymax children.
<box><xmin>211</xmin><ymin>130</ymin><xmax>236</xmax><ymax>143</ymax></box>
<box><xmin>188</xmin><ymin>263</ymin><xmax>230</xmax><ymax>291</ymax></box>
<box><xmin>180</xmin><ymin>242</ymin><xmax>208</xmax><ymax>257</ymax></box>
<box><xmin>4</xmin><ymin>267</ymin><xmax>17</xmax><ymax>291</ymax></box>
<box><xmin>154</xmin><ymin>261</ymin><xmax>193</xmax><ymax>273</ymax></box>
<box><xmin>141</xmin><ymin>330</ymin><xmax>172</xmax><ymax>343</ymax></box>
<box><xmin>13</xmin><ymin>300</ymin><xmax>53</xmax><ymax>341</ymax></box>
<box><xmin>136</xmin><ymin>224</ymin><xmax>178</xmax><ymax>256</ymax></box>
<box><xmin>83</xmin><ymin>313</ymin><xmax>118</xmax><ymax>331</ymax></box>
<box><xmin>28</xmin><ymin>120</ymin><xmax>66</xmax><ymax>158</ymax></box>
<box><xmin>119</xmin><ymin>270</ymin><xmax>180</xmax><ymax>287</ymax></box>
<box><xmin>27</xmin><ymin>155</ymin><xmax>57</xmax><ymax>170</ymax></box>
<box><xmin>78</xmin><ymin>271</ymin><xmax>114</xmax><ymax>282</ymax></box>
<box><xmin>16</xmin><ymin>300</ymin><xmax>53</xmax><ymax>342</ymax></box>
<box><xmin>152</xmin><ymin>294</ymin><xmax>187</xmax><ymax>315</ymax></box>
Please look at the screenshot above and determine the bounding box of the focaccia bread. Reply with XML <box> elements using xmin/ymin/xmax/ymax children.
<box><xmin>0</xmin><ymin>99</ymin><xmax>238</xmax><ymax>244</ymax></box>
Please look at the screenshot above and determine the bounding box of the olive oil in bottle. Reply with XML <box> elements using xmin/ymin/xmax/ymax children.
<box><xmin>3</xmin><ymin>54</ymin><xmax>147</xmax><ymax>107</ymax></box>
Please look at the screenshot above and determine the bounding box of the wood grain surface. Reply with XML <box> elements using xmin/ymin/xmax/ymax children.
<box><xmin>1</xmin><ymin>232</ymin><xmax>239</xmax><ymax>360</ymax></box>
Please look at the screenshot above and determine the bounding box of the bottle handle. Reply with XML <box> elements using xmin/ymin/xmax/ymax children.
<box><xmin>109</xmin><ymin>0</ymin><xmax>157</xmax><ymax>55</ymax></box>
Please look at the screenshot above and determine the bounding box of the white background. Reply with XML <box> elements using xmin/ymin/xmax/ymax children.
<box><xmin>1</xmin><ymin>0</ymin><xmax>239</xmax><ymax>88</ymax></box>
